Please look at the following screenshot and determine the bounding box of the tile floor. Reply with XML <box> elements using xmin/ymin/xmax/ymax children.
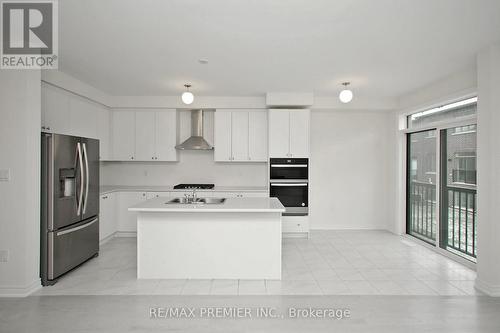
<box><xmin>33</xmin><ymin>230</ymin><xmax>481</xmax><ymax>296</ymax></box>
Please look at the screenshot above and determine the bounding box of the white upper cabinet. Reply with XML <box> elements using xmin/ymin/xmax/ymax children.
<box><xmin>268</xmin><ymin>109</ymin><xmax>310</xmax><ymax>158</ymax></box>
<box><xmin>41</xmin><ymin>85</ymin><xmax>178</xmax><ymax>163</ymax></box>
<box><xmin>268</xmin><ymin>110</ymin><xmax>290</xmax><ymax>158</ymax></box>
<box><xmin>135</xmin><ymin>112</ymin><xmax>156</xmax><ymax>161</ymax></box>
<box><xmin>112</xmin><ymin>111</ymin><xmax>136</xmax><ymax>161</ymax></box>
<box><xmin>42</xmin><ymin>83</ymin><xmax>112</xmax><ymax>160</ymax></box>
<box><xmin>214</xmin><ymin>109</ymin><xmax>267</xmax><ymax>162</ymax></box>
<box><xmin>112</xmin><ymin>109</ymin><xmax>178</xmax><ymax>162</ymax></box>
<box><xmin>69</xmin><ymin>95</ymin><xmax>99</xmax><ymax>139</ymax></box>
<box><xmin>41</xmin><ymin>83</ymin><xmax>71</xmax><ymax>134</ymax></box>
<box><xmin>289</xmin><ymin>110</ymin><xmax>310</xmax><ymax>158</ymax></box>
<box><xmin>248</xmin><ymin>111</ymin><xmax>268</xmax><ymax>161</ymax></box>
<box><xmin>214</xmin><ymin>110</ymin><xmax>233</xmax><ymax>161</ymax></box>
<box><xmin>155</xmin><ymin>111</ymin><xmax>178</xmax><ymax>161</ymax></box>
<box><xmin>96</xmin><ymin>107</ymin><xmax>111</xmax><ymax>160</ymax></box>
<box><xmin>231</xmin><ymin>111</ymin><xmax>249</xmax><ymax>161</ymax></box>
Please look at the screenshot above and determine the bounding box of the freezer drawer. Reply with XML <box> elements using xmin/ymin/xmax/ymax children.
<box><xmin>47</xmin><ymin>217</ymin><xmax>99</xmax><ymax>280</ymax></box>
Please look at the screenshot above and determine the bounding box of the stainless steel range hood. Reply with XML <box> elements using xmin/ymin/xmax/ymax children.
<box><xmin>175</xmin><ymin>110</ymin><xmax>213</xmax><ymax>150</ymax></box>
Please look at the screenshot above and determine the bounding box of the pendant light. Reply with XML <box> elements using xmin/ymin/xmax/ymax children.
<box><xmin>181</xmin><ymin>84</ymin><xmax>194</xmax><ymax>105</ymax></box>
<box><xmin>339</xmin><ymin>82</ymin><xmax>353</xmax><ymax>104</ymax></box>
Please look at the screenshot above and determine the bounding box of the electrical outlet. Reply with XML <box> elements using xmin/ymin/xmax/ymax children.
<box><xmin>0</xmin><ymin>250</ymin><xmax>9</xmax><ymax>263</ymax></box>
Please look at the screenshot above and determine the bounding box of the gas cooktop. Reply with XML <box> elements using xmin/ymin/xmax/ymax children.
<box><xmin>173</xmin><ymin>184</ymin><xmax>215</xmax><ymax>190</ymax></box>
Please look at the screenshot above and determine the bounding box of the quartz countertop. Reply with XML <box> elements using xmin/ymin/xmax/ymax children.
<box><xmin>100</xmin><ymin>185</ymin><xmax>268</xmax><ymax>195</ymax></box>
<box><xmin>128</xmin><ymin>197</ymin><xmax>284</xmax><ymax>213</ymax></box>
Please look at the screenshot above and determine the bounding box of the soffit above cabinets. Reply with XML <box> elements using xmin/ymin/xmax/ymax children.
<box><xmin>266</xmin><ymin>93</ymin><xmax>314</xmax><ymax>108</ymax></box>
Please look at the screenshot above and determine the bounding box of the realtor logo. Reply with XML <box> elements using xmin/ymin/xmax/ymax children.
<box><xmin>1</xmin><ymin>0</ymin><xmax>58</xmax><ymax>69</ymax></box>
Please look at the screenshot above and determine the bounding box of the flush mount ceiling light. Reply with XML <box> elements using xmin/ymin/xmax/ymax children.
<box><xmin>339</xmin><ymin>82</ymin><xmax>353</xmax><ymax>104</ymax></box>
<box><xmin>181</xmin><ymin>84</ymin><xmax>194</xmax><ymax>105</ymax></box>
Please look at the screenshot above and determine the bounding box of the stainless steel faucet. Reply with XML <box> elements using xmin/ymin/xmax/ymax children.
<box><xmin>184</xmin><ymin>189</ymin><xmax>198</xmax><ymax>203</ymax></box>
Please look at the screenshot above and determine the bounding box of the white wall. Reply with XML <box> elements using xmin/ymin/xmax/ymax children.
<box><xmin>0</xmin><ymin>70</ymin><xmax>41</xmax><ymax>296</ymax></box>
<box><xmin>397</xmin><ymin>66</ymin><xmax>477</xmax><ymax>111</ymax></box>
<box><xmin>475</xmin><ymin>43</ymin><xmax>500</xmax><ymax>296</ymax></box>
<box><xmin>309</xmin><ymin>109</ymin><xmax>392</xmax><ymax>230</ymax></box>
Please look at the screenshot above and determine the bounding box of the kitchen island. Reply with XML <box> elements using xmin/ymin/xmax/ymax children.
<box><xmin>129</xmin><ymin>196</ymin><xmax>285</xmax><ymax>280</ymax></box>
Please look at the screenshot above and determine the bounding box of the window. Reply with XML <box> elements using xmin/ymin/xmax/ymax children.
<box><xmin>440</xmin><ymin>127</ymin><xmax>477</xmax><ymax>260</ymax></box>
<box><xmin>407</xmin><ymin>97</ymin><xmax>477</xmax><ymax>129</ymax></box>
<box><xmin>452</xmin><ymin>152</ymin><xmax>476</xmax><ymax>185</ymax></box>
<box><xmin>407</xmin><ymin>130</ymin><xmax>437</xmax><ymax>244</ymax></box>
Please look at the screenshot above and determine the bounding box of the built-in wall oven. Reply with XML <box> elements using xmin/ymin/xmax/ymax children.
<box><xmin>270</xmin><ymin>158</ymin><xmax>308</xmax><ymax>216</ymax></box>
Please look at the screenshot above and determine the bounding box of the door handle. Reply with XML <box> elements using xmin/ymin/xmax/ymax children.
<box><xmin>82</xmin><ymin>143</ymin><xmax>90</xmax><ymax>215</ymax></box>
<box><xmin>56</xmin><ymin>218</ymin><xmax>98</xmax><ymax>236</ymax></box>
<box><xmin>76</xmin><ymin>142</ymin><xmax>84</xmax><ymax>216</ymax></box>
<box><xmin>271</xmin><ymin>183</ymin><xmax>308</xmax><ymax>187</ymax></box>
<box><xmin>270</xmin><ymin>164</ymin><xmax>308</xmax><ymax>168</ymax></box>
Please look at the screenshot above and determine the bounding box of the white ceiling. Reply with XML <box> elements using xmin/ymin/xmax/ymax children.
<box><xmin>59</xmin><ymin>0</ymin><xmax>500</xmax><ymax>98</ymax></box>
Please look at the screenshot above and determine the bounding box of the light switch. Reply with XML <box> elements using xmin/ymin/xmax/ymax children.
<box><xmin>0</xmin><ymin>169</ymin><xmax>10</xmax><ymax>182</ymax></box>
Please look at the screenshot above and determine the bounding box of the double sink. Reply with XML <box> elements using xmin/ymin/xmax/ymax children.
<box><xmin>166</xmin><ymin>197</ymin><xmax>226</xmax><ymax>205</ymax></box>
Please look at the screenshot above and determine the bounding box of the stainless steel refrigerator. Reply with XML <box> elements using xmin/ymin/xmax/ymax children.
<box><xmin>41</xmin><ymin>133</ymin><xmax>100</xmax><ymax>286</ymax></box>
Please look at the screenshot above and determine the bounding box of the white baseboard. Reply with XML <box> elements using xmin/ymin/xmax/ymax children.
<box><xmin>115</xmin><ymin>231</ymin><xmax>137</xmax><ymax>238</ymax></box>
<box><xmin>99</xmin><ymin>232</ymin><xmax>116</xmax><ymax>245</ymax></box>
<box><xmin>0</xmin><ymin>279</ymin><xmax>41</xmax><ymax>298</ymax></box>
<box><xmin>475</xmin><ymin>279</ymin><xmax>500</xmax><ymax>297</ymax></box>
<box><xmin>282</xmin><ymin>232</ymin><xmax>309</xmax><ymax>239</ymax></box>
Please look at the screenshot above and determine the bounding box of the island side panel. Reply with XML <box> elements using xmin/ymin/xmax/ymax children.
<box><xmin>137</xmin><ymin>212</ymin><xmax>282</xmax><ymax>279</ymax></box>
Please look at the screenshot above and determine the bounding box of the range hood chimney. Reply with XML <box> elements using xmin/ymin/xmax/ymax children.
<box><xmin>175</xmin><ymin>110</ymin><xmax>213</xmax><ymax>150</ymax></box>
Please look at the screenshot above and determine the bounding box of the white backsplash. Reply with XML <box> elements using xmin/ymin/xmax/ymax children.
<box><xmin>101</xmin><ymin>149</ymin><xmax>268</xmax><ymax>187</ymax></box>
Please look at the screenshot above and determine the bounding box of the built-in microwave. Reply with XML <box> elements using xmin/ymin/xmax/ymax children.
<box><xmin>270</xmin><ymin>158</ymin><xmax>308</xmax><ymax>180</ymax></box>
<box><xmin>270</xmin><ymin>158</ymin><xmax>309</xmax><ymax>216</ymax></box>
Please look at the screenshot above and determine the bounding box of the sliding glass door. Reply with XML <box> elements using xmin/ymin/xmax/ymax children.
<box><xmin>439</xmin><ymin>125</ymin><xmax>477</xmax><ymax>260</ymax></box>
<box><xmin>405</xmin><ymin>97</ymin><xmax>478</xmax><ymax>262</ymax></box>
<box><xmin>407</xmin><ymin>130</ymin><xmax>437</xmax><ymax>244</ymax></box>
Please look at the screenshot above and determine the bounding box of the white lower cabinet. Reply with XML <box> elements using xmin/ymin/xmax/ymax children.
<box><xmin>99</xmin><ymin>192</ymin><xmax>117</xmax><ymax>241</ymax></box>
<box><xmin>104</xmin><ymin>190</ymin><xmax>270</xmax><ymax>237</ymax></box>
<box><xmin>117</xmin><ymin>192</ymin><xmax>148</xmax><ymax>233</ymax></box>
<box><xmin>282</xmin><ymin>216</ymin><xmax>309</xmax><ymax>234</ymax></box>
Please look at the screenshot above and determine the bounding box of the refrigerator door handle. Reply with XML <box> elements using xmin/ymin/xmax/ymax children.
<box><xmin>76</xmin><ymin>142</ymin><xmax>84</xmax><ymax>216</ymax></box>
<box><xmin>82</xmin><ymin>143</ymin><xmax>89</xmax><ymax>215</ymax></box>
<box><xmin>47</xmin><ymin>134</ymin><xmax>54</xmax><ymax>231</ymax></box>
<box><xmin>56</xmin><ymin>217</ymin><xmax>98</xmax><ymax>236</ymax></box>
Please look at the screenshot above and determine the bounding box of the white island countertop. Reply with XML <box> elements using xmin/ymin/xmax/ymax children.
<box><xmin>100</xmin><ymin>185</ymin><xmax>268</xmax><ymax>195</ymax></box>
<box><xmin>129</xmin><ymin>197</ymin><xmax>285</xmax><ymax>213</ymax></box>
